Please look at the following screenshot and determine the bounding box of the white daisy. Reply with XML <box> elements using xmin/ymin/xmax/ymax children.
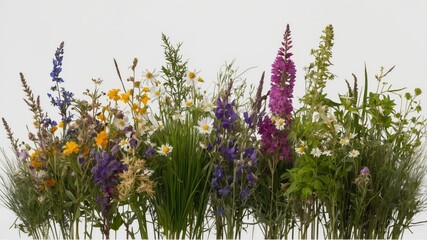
<box><xmin>182</xmin><ymin>99</ymin><xmax>193</xmax><ymax>108</ymax></box>
<box><xmin>322</xmin><ymin>150</ymin><xmax>332</xmax><ymax>156</ymax></box>
<box><xmin>184</xmin><ymin>70</ymin><xmax>200</xmax><ymax>86</ymax></box>
<box><xmin>201</xmin><ymin>96</ymin><xmax>215</xmax><ymax>112</ymax></box>
<box><xmin>274</xmin><ymin>117</ymin><xmax>286</xmax><ymax>130</ymax></box>
<box><xmin>157</xmin><ymin>144</ymin><xmax>173</xmax><ymax>156</ymax></box>
<box><xmin>142</xmin><ymin>69</ymin><xmax>159</xmax><ymax>84</ymax></box>
<box><xmin>310</xmin><ymin>147</ymin><xmax>322</xmax><ymax>157</ymax></box>
<box><xmin>194</xmin><ymin>117</ymin><xmax>214</xmax><ymax>134</ymax></box>
<box><xmin>119</xmin><ymin>139</ymin><xmax>132</xmax><ymax>152</ymax></box>
<box><xmin>113</xmin><ymin>115</ymin><xmax>129</xmax><ymax>130</ymax></box>
<box><xmin>339</xmin><ymin>137</ymin><xmax>350</xmax><ymax>146</ymax></box>
<box><xmin>150</xmin><ymin>86</ymin><xmax>161</xmax><ymax>101</ymax></box>
<box><xmin>295</xmin><ymin>147</ymin><xmax>305</xmax><ymax>156</ymax></box>
<box><xmin>348</xmin><ymin>149</ymin><xmax>360</xmax><ymax>158</ymax></box>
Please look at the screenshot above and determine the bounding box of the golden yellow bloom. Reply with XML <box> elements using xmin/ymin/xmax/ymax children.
<box><xmin>30</xmin><ymin>160</ymin><xmax>42</xmax><ymax>168</ymax></box>
<box><xmin>58</xmin><ymin>121</ymin><xmax>64</xmax><ymax>128</ymax></box>
<box><xmin>95</xmin><ymin>130</ymin><xmax>109</xmax><ymax>149</ymax></box>
<box><xmin>140</xmin><ymin>93</ymin><xmax>150</xmax><ymax>105</ymax></box>
<box><xmin>63</xmin><ymin>141</ymin><xmax>79</xmax><ymax>155</ymax></box>
<box><xmin>143</xmin><ymin>86</ymin><xmax>150</xmax><ymax>92</ymax></box>
<box><xmin>30</xmin><ymin>149</ymin><xmax>40</xmax><ymax>161</ymax></box>
<box><xmin>121</xmin><ymin>92</ymin><xmax>130</xmax><ymax>103</ymax></box>
<box><xmin>107</xmin><ymin>89</ymin><xmax>121</xmax><ymax>101</ymax></box>
<box><xmin>131</xmin><ymin>103</ymin><xmax>139</xmax><ymax>113</ymax></box>
<box><xmin>50</xmin><ymin>125</ymin><xmax>58</xmax><ymax>133</ymax></box>
<box><xmin>97</xmin><ymin>113</ymin><xmax>106</xmax><ymax>121</ymax></box>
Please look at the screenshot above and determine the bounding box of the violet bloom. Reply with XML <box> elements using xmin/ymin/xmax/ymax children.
<box><xmin>92</xmin><ymin>152</ymin><xmax>126</xmax><ymax>196</ymax></box>
<box><xmin>258</xmin><ymin>24</ymin><xmax>296</xmax><ymax>162</ymax></box>
<box><xmin>360</xmin><ymin>166</ymin><xmax>370</xmax><ymax>176</ymax></box>
<box><xmin>47</xmin><ymin>42</ymin><xmax>74</xmax><ymax>123</ymax></box>
<box><xmin>50</xmin><ymin>42</ymin><xmax>64</xmax><ymax>83</ymax></box>
<box><xmin>215</xmin><ymin>98</ymin><xmax>238</xmax><ymax>130</ymax></box>
<box><xmin>92</xmin><ymin>151</ymin><xmax>126</xmax><ymax>219</ymax></box>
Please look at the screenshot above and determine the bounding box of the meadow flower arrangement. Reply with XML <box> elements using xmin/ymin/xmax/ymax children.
<box><xmin>1</xmin><ymin>24</ymin><xmax>426</xmax><ymax>240</ymax></box>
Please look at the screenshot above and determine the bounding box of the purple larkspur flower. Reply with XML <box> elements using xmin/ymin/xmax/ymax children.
<box><xmin>215</xmin><ymin>98</ymin><xmax>238</xmax><ymax>130</ymax></box>
<box><xmin>50</xmin><ymin>42</ymin><xmax>64</xmax><ymax>83</ymax></box>
<box><xmin>218</xmin><ymin>186</ymin><xmax>231</xmax><ymax>196</ymax></box>
<box><xmin>240</xmin><ymin>187</ymin><xmax>250</xmax><ymax>201</ymax></box>
<box><xmin>47</xmin><ymin>42</ymin><xmax>74</xmax><ymax>123</ymax></box>
<box><xmin>92</xmin><ymin>151</ymin><xmax>126</xmax><ymax>196</ymax></box>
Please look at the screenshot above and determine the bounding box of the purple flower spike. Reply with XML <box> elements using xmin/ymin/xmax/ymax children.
<box><xmin>258</xmin><ymin>24</ymin><xmax>296</xmax><ymax>162</ymax></box>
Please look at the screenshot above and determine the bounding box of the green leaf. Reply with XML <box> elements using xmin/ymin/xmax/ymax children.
<box><xmin>65</xmin><ymin>190</ymin><xmax>76</xmax><ymax>202</ymax></box>
<box><xmin>302</xmin><ymin>187</ymin><xmax>312</xmax><ymax>198</ymax></box>
<box><xmin>111</xmin><ymin>213</ymin><xmax>124</xmax><ymax>231</ymax></box>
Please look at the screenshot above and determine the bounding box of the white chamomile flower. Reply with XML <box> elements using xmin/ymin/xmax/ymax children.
<box><xmin>201</xmin><ymin>96</ymin><xmax>215</xmax><ymax>112</ymax></box>
<box><xmin>339</xmin><ymin>137</ymin><xmax>350</xmax><ymax>146</ymax></box>
<box><xmin>185</xmin><ymin>70</ymin><xmax>200</xmax><ymax>85</ymax></box>
<box><xmin>148</xmin><ymin>114</ymin><xmax>164</xmax><ymax>131</ymax></box>
<box><xmin>295</xmin><ymin>147</ymin><xmax>305</xmax><ymax>156</ymax></box>
<box><xmin>142</xmin><ymin>69</ymin><xmax>159</xmax><ymax>84</ymax></box>
<box><xmin>349</xmin><ymin>132</ymin><xmax>357</xmax><ymax>139</ymax></box>
<box><xmin>157</xmin><ymin>144</ymin><xmax>173</xmax><ymax>156</ymax></box>
<box><xmin>150</xmin><ymin>86</ymin><xmax>161</xmax><ymax>101</ymax></box>
<box><xmin>113</xmin><ymin>115</ymin><xmax>129</xmax><ymax>130</ymax></box>
<box><xmin>310</xmin><ymin>147</ymin><xmax>322</xmax><ymax>157</ymax></box>
<box><xmin>119</xmin><ymin>139</ymin><xmax>131</xmax><ymax>152</ymax></box>
<box><xmin>274</xmin><ymin>117</ymin><xmax>286</xmax><ymax>130</ymax></box>
<box><xmin>322</xmin><ymin>150</ymin><xmax>332</xmax><ymax>156</ymax></box>
<box><xmin>348</xmin><ymin>149</ymin><xmax>360</xmax><ymax>158</ymax></box>
<box><xmin>183</xmin><ymin>99</ymin><xmax>193</xmax><ymax>108</ymax></box>
<box><xmin>194</xmin><ymin>117</ymin><xmax>214</xmax><ymax>134</ymax></box>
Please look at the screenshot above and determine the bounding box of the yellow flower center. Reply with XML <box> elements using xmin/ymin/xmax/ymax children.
<box><xmin>146</xmin><ymin>72</ymin><xmax>153</xmax><ymax>79</ymax></box>
<box><xmin>162</xmin><ymin>146</ymin><xmax>170</xmax><ymax>153</ymax></box>
<box><xmin>188</xmin><ymin>72</ymin><xmax>196</xmax><ymax>79</ymax></box>
<box><xmin>185</xmin><ymin>101</ymin><xmax>192</xmax><ymax>107</ymax></box>
<box><xmin>201</xmin><ymin>124</ymin><xmax>209</xmax><ymax>131</ymax></box>
<box><xmin>277</xmin><ymin>119</ymin><xmax>284</xmax><ymax>126</ymax></box>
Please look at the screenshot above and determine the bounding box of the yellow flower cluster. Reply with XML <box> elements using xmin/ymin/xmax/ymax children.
<box><xmin>63</xmin><ymin>141</ymin><xmax>79</xmax><ymax>155</ymax></box>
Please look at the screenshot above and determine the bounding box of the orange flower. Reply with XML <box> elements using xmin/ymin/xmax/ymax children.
<box><xmin>30</xmin><ymin>160</ymin><xmax>42</xmax><ymax>168</ymax></box>
<box><xmin>63</xmin><ymin>141</ymin><xmax>79</xmax><ymax>155</ymax></box>
<box><xmin>44</xmin><ymin>178</ymin><xmax>56</xmax><ymax>187</ymax></box>
<box><xmin>140</xmin><ymin>93</ymin><xmax>150</xmax><ymax>105</ymax></box>
<box><xmin>95</xmin><ymin>130</ymin><xmax>109</xmax><ymax>149</ymax></box>
<box><xmin>107</xmin><ymin>89</ymin><xmax>121</xmax><ymax>101</ymax></box>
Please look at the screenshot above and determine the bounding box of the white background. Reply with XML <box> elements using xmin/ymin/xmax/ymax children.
<box><xmin>0</xmin><ymin>1</ymin><xmax>426</xmax><ymax>239</ymax></box>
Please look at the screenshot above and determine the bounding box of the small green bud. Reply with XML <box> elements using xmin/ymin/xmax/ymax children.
<box><xmin>414</xmin><ymin>88</ymin><xmax>422</xmax><ymax>96</ymax></box>
<box><xmin>415</xmin><ymin>105</ymin><xmax>422</xmax><ymax>113</ymax></box>
<box><xmin>405</xmin><ymin>92</ymin><xmax>411</xmax><ymax>100</ymax></box>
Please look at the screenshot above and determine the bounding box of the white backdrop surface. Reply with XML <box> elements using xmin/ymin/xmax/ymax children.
<box><xmin>0</xmin><ymin>1</ymin><xmax>426</xmax><ymax>239</ymax></box>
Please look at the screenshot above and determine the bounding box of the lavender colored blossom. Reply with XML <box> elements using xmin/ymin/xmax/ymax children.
<box><xmin>360</xmin><ymin>166</ymin><xmax>370</xmax><ymax>176</ymax></box>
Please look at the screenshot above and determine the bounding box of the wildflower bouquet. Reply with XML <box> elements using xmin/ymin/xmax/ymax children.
<box><xmin>1</xmin><ymin>24</ymin><xmax>426</xmax><ymax>240</ymax></box>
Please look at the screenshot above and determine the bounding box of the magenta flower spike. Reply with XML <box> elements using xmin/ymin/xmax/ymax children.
<box><xmin>258</xmin><ymin>24</ymin><xmax>296</xmax><ymax>162</ymax></box>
